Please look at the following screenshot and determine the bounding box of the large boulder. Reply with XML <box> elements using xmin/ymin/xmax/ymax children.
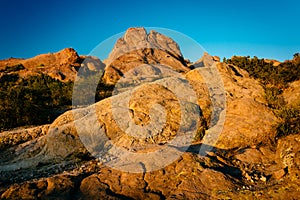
<box><xmin>186</xmin><ymin>54</ymin><xmax>278</xmax><ymax>149</ymax></box>
<box><xmin>276</xmin><ymin>134</ymin><xmax>300</xmax><ymax>171</ymax></box>
<box><xmin>102</xmin><ymin>27</ymin><xmax>190</xmax><ymax>85</ymax></box>
<box><xmin>79</xmin><ymin>153</ymin><xmax>234</xmax><ymax>199</ymax></box>
<box><xmin>283</xmin><ymin>80</ymin><xmax>300</xmax><ymax>107</ymax></box>
<box><xmin>0</xmin><ymin>68</ymin><xmax>205</xmax><ymax>174</ymax></box>
<box><xmin>0</xmin><ymin>125</ymin><xmax>49</xmax><ymax>151</ymax></box>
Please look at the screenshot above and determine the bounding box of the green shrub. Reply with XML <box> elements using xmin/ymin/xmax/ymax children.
<box><xmin>0</xmin><ymin>64</ymin><xmax>25</xmax><ymax>73</ymax></box>
<box><xmin>0</xmin><ymin>74</ymin><xmax>73</xmax><ymax>130</ymax></box>
<box><xmin>275</xmin><ymin>106</ymin><xmax>300</xmax><ymax>138</ymax></box>
<box><xmin>264</xmin><ymin>86</ymin><xmax>285</xmax><ymax>109</ymax></box>
<box><xmin>0</xmin><ymin>70</ymin><xmax>114</xmax><ymax>130</ymax></box>
<box><xmin>226</xmin><ymin>55</ymin><xmax>300</xmax><ymax>87</ymax></box>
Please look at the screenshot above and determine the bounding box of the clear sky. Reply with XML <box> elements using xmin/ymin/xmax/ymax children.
<box><xmin>0</xmin><ymin>0</ymin><xmax>299</xmax><ymax>61</ymax></box>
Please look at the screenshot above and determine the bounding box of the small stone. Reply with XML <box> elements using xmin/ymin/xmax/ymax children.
<box><xmin>260</xmin><ymin>176</ymin><xmax>267</xmax><ymax>182</ymax></box>
<box><xmin>245</xmin><ymin>173</ymin><xmax>252</xmax><ymax>181</ymax></box>
<box><xmin>206</xmin><ymin>151</ymin><xmax>216</xmax><ymax>157</ymax></box>
<box><xmin>216</xmin><ymin>155</ymin><xmax>227</xmax><ymax>164</ymax></box>
<box><xmin>272</xmin><ymin>168</ymin><xmax>287</xmax><ymax>180</ymax></box>
<box><xmin>213</xmin><ymin>56</ymin><xmax>220</xmax><ymax>62</ymax></box>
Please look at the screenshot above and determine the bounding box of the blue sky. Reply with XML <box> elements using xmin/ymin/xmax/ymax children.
<box><xmin>0</xmin><ymin>0</ymin><xmax>299</xmax><ymax>61</ymax></box>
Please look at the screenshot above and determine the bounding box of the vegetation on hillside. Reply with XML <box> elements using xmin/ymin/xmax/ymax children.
<box><xmin>0</xmin><ymin>68</ymin><xmax>114</xmax><ymax>131</ymax></box>
<box><xmin>0</xmin><ymin>73</ymin><xmax>73</xmax><ymax>130</ymax></box>
<box><xmin>73</xmin><ymin>70</ymin><xmax>114</xmax><ymax>106</ymax></box>
<box><xmin>225</xmin><ymin>53</ymin><xmax>300</xmax><ymax>139</ymax></box>
<box><xmin>224</xmin><ymin>54</ymin><xmax>300</xmax><ymax>87</ymax></box>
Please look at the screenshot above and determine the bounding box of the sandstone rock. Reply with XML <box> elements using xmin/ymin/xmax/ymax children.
<box><xmin>0</xmin><ymin>122</ymin><xmax>87</xmax><ymax>173</ymax></box>
<box><xmin>213</xmin><ymin>55</ymin><xmax>220</xmax><ymax>62</ymax></box>
<box><xmin>272</xmin><ymin>168</ymin><xmax>287</xmax><ymax>180</ymax></box>
<box><xmin>0</xmin><ymin>48</ymin><xmax>104</xmax><ymax>82</ymax></box>
<box><xmin>0</xmin><ymin>125</ymin><xmax>49</xmax><ymax>150</ymax></box>
<box><xmin>187</xmin><ymin>54</ymin><xmax>277</xmax><ymax>149</ymax></box>
<box><xmin>1</xmin><ymin>175</ymin><xmax>75</xmax><ymax>200</ymax></box>
<box><xmin>80</xmin><ymin>175</ymin><xmax>128</xmax><ymax>200</ymax></box>
<box><xmin>80</xmin><ymin>56</ymin><xmax>105</xmax><ymax>72</ymax></box>
<box><xmin>102</xmin><ymin>27</ymin><xmax>189</xmax><ymax>85</ymax></box>
<box><xmin>56</xmin><ymin>74</ymin><xmax>205</xmax><ymax>172</ymax></box>
<box><xmin>216</xmin><ymin>97</ymin><xmax>276</xmax><ymax>149</ymax></box>
<box><xmin>234</xmin><ymin>146</ymin><xmax>275</xmax><ymax>165</ymax></box>
<box><xmin>276</xmin><ymin>134</ymin><xmax>300</xmax><ymax>170</ymax></box>
<box><xmin>145</xmin><ymin>153</ymin><xmax>233</xmax><ymax>198</ymax></box>
<box><xmin>0</xmin><ymin>27</ymin><xmax>294</xmax><ymax>199</ymax></box>
<box><xmin>235</xmin><ymin>148</ymin><xmax>266</xmax><ymax>164</ymax></box>
<box><xmin>44</xmin><ymin>175</ymin><xmax>75</xmax><ymax>199</ymax></box>
<box><xmin>1</xmin><ymin>181</ymin><xmax>45</xmax><ymax>199</ymax></box>
<box><xmin>79</xmin><ymin>153</ymin><xmax>234</xmax><ymax>199</ymax></box>
<box><xmin>185</xmin><ymin>66</ymin><xmax>212</xmax><ymax>124</ymax></box>
<box><xmin>283</xmin><ymin>80</ymin><xmax>300</xmax><ymax>107</ymax></box>
<box><xmin>264</xmin><ymin>59</ymin><xmax>281</xmax><ymax>67</ymax></box>
<box><xmin>0</xmin><ymin>67</ymin><xmax>205</xmax><ymax>174</ymax></box>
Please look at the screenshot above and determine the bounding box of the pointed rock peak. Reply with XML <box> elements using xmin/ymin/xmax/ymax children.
<box><xmin>58</xmin><ymin>47</ymin><xmax>77</xmax><ymax>55</ymax></box>
<box><xmin>56</xmin><ymin>48</ymin><xmax>79</xmax><ymax>59</ymax></box>
<box><xmin>123</xmin><ymin>27</ymin><xmax>147</xmax><ymax>45</ymax></box>
<box><xmin>107</xmin><ymin>27</ymin><xmax>184</xmax><ymax>64</ymax></box>
<box><xmin>148</xmin><ymin>29</ymin><xmax>183</xmax><ymax>59</ymax></box>
<box><xmin>103</xmin><ymin>27</ymin><xmax>190</xmax><ymax>85</ymax></box>
<box><xmin>193</xmin><ymin>52</ymin><xmax>215</xmax><ymax>68</ymax></box>
<box><xmin>201</xmin><ymin>52</ymin><xmax>214</xmax><ymax>60</ymax></box>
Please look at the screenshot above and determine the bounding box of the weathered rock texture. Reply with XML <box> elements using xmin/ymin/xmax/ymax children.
<box><xmin>102</xmin><ymin>27</ymin><xmax>190</xmax><ymax>85</ymax></box>
<box><xmin>1</xmin><ymin>27</ymin><xmax>299</xmax><ymax>199</ymax></box>
<box><xmin>283</xmin><ymin>80</ymin><xmax>300</xmax><ymax>107</ymax></box>
<box><xmin>0</xmin><ymin>48</ymin><xmax>104</xmax><ymax>81</ymax></box>
<box><xmin>187</xmin><ymin>53</ymin><xmax>277</xmax><ymax>149</ymax></box>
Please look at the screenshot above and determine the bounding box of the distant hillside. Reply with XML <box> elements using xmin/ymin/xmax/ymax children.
<box><xmin>0</xmin><ymin>48</ymin><xmax>81</xmax><ymax>82</ymax></box>
<box><xmin>0</xmin><ymin>49</ymin><xmax>107</xmax><ymax>130</ymax></box>
<box><xmin>224</xmin><ymin>54</ymin><xmax>300</xmax><ymax>87</ymax></box>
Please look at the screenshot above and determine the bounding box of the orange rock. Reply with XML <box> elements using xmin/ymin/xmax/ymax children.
<box><xmin>272</xmin><ymin>168</ymin><xmax>287</xmax><ymax>180</ymax></box>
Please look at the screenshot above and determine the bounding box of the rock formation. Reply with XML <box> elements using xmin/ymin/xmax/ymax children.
<box><xmin>0</xmin><ymin>48</ymin><xmax>104</xmax><ymax>82</ymax></box>
<box><xmin>283</xmin><ymin>80</ymin><xmax>300</xmax><ymax>107</ymax></box>
<box><xmin>102</xmin><ymin>27</ymin><xmax>190</xmax><ymax>85</ymax></box>
<box><xmin>187</xmin><ymin>53</ymin><xmax>277</xmax><ymax>149</ymax></box>
<box><xmin>0</xmin><ymin>27</ymin><xmax>299</xmax><ymax>199</ymax></box>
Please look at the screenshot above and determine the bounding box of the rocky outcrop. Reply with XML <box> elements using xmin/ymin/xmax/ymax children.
<box><xmin>79</xmin><ymin>153</ymin><xmax>234</xmax><ymax>199</ymax></box>
<box><xmin>0</xmin><ymin>48</ymin><xmax>105</xmax><ymax>81</ymax></box>
<box><xmin>276</xmin><ymin>134</ymin><xmax>300</xmax><ymax>171</ymax></box>
<box><xmin>1</xmin><ymin>27</ymin><xmax>298</xmax><ymax>199</ymax></box>
<box><xmin>0</xmin><ymin>125</ymin><xmax>49</xmax><ymax>151</ymax></box>
<box><xmin>283</xmin><ymin>80</ymin><xmax>300</xmax><ymax>107</ymax></box>
<box><xmin>0</xmin><ymin>53</ymin><xmax>279</xmax><ymax>198</ymax></box>
<box><xmin>187</xmin><ymin>54</ymin><xmax>278</xmax><ymax>149</ymax></box>
<box><xmin>102</xmin><ymin>27</ymin><xmax>190</xmax><ymax>85</ymax></box>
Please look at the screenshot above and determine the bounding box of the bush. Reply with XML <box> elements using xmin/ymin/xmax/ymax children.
<box><xmin>264</xmin><ymin>86</ymin><xmax>285</xmax><ymax>109</ymax></box>
<box><xmin>275</xmin><ymin>106</ymin><xmax>300</xmax><ymax>138</ymax></box>
<box><xmin>0</xmin><ymin>70</ymin><xmax>116</xmax><ymax>130</ymax></box>
<box><xmin>226</xmin><ymin>56</ymin><xmax>300</xmax><ymax>87</ymax></box>
<box><xmin>0</xmin><ymin>74</ymin><xmax>73</xmax><ymax>130</ymax></box>
<box><xmin>0</xmin><ymin>64</ymin><xmax>25</xmax><ymax>73</ymax></box>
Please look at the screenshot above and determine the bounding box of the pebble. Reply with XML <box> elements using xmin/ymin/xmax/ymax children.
<box><xmin>260</xmin><ymin>176</ymin><xmax>267</xmax><ymax>182</ymax></box>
